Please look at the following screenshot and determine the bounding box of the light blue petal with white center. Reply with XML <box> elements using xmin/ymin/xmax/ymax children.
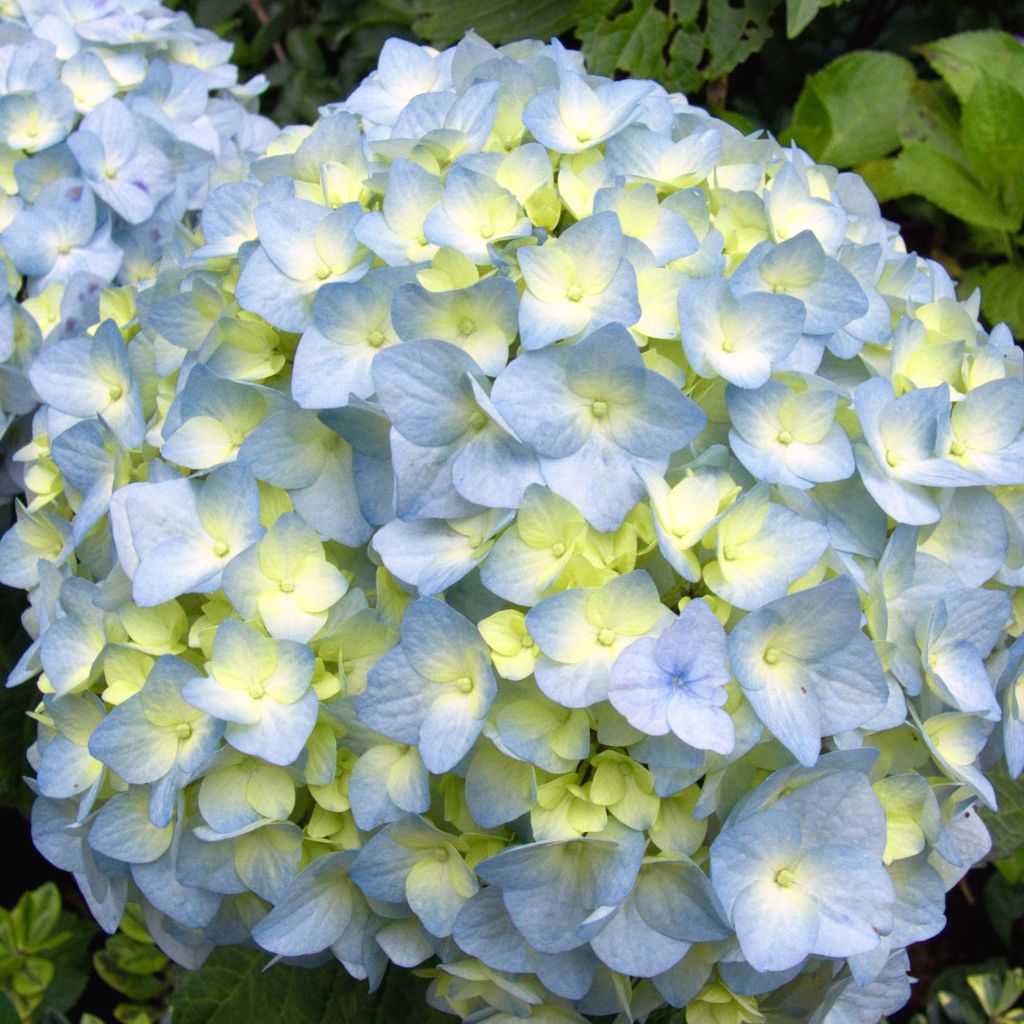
<box><xmin>678</xmin><ymin>276</ymin><xmax>805</xmax><ymax>388</ymax></box>
<box><xmin>224</xmin><ymin>684</ymin><xmax>319</xmax><ymax>765</ymax></box>
<box><xmin>391</xmin><ymin>276</ymin><xmax>518</xmax><ymax>376</ymax></box>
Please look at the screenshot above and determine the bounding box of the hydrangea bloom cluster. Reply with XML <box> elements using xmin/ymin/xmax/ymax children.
<box><xmin>0</xmin><ymin>0</ymin><xmax>276</xmax><ymax>439</ymax></box>
<box><xmin>4</xmin><ymin>33</ymin><xmax>1024</xmax><ymax>1024</ymax></box>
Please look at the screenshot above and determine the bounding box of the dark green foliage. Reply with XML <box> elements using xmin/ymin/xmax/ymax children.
<box><xmin>909</xmin><ymin>961</ymin><xmax>1024</xmax><ymax>1024</ymax></box>
<box><xmin>0</xmin><ymin>884</ymin><xmax>96</xmax><ymax>1021</ymax></box>
<box><xmin>574</xmin><ymin>0</ymin><xmax>778</xmax><ymax>96</ymax></box>
<box><xmin>787</xmin><ymin>29</ymin><xmax>1024</xmax><ymax>335</ymax></box>
<box><xmin>170</xmin><ymin>947</ymin><xmax>450</xmax><ymax>1024</ymax></box>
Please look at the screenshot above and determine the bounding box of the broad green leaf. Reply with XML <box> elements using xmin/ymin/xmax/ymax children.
<box><xmin>892</xmin><ymin>142</ymin><xmax>1020</xmax><ymax>231</ymax></box>
<box><xmin>412</xmin><ymin>0</ymin><xmax>576</xmax><ymax>46</ymax></box>
<box><xmin>920</xmin><ymin>30</ymin><xmax>1024</xmax><ymax>105</ymax></box>
<box><xmin>35</xmin><ymin>1012</ymin><xmax>72</xmax><ymax>1024</ymax></box>
<box><xmin>195</xmin><ymin>0</ymin><xmax>248</xmax><ymax>25</ymax></box>
<box><xmin>788</xmin><ymin>51</ymin><xmax>916</xmax><ymax>167</ymax></box>
<box><xmin>961</xmin><ymin>74</ymin><xmax>1024</xmax><ymax>225</ymax></box>
<box><xmin>979</xmin><ymin>264</ymin><xmax>1024</xmax><ymax>337</ymax></box>
<box><xmin>171</xmin><ymin>948</ymin><xmax>360</xmax><ymax>1024</ymax></box>
<box><xmin>857</xmin><ymin>158</ymin><xmax>907</xmax><ymax>202</ymax></box>
<box><xmin>967</xmin><ymin>965</ymin><xmax>1024</xmax><ymax>1016</ymax></box>
<box><xmin>170</xmin><ymin>948</ymin><xmax>450</xmax><ymax>1024</ymax></box>
<box><xmin>899</xmin><ymin>79</ymin><xmax>966</xmax><ymax>163</ymax></box>
<box><xmin>995</xmin><ymin>844</ymin><xmax>1024</xmax><ymax>886</ymax></box>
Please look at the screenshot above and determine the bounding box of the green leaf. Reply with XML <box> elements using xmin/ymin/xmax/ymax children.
<box><xmin>10</xmin><ymin>883</ymin><xmax>62</xmax><ymax>953</ymax></box>
<box><xmin>785</xmin><ymin>0</ymin><xmax>820</xmax><ymax>38</ymax></box>
<box><xmin>94</xmin><ymin>934</ymin><xmax>169</xmax><ymax>1003</ymax></box>
<box><xmin>785</xmin><ymin>0</ymin><xmax>850</xmax><ymax>39</ymax></box>
<box><xmin>961</xmin><ymin>74</ymin><xmax>1024</xmax><ymax>225</ymax></box>
<box><xmin>36</xmin><ymin>1011</ymin><xmax>72</xmax><ymax>1024</ymax></box>
<box><xmin>576</xmin><ymin>0</ymin><xmax>779</xmax><ymax>95</ymax></box>
<box><xmin>171</xmin><ymin>948</ymin><xmax>348</xmax><ymax>1024</ymax></box>
<box><xmin>411</xmin><ymin>0</ymin><xmax>576</xmax><ymax>46</ymax></box>
<box><xmin>170</xmin><ymin>948</ymin><xmax>450</xmax><ymax>1024</ymax></box>
<box><xmin>979</xmin><ymin>263</ymin><xmax>1024</xmax><ymax>337</ymax></box>
<box><xmin>967</xmin><ymin>967</ymin><xmax>1024</xmax><ymax>1017</ymax></box>
<box><xmin>0</xmin><ymin>671</ymin><xmax>38</xmax><ymax>814</ymax></box>
<box><xmin>920</xmin><ymin>30</ymin><xmax>1024</xmax><ymax>106</ymax></box>
<box><xmin>995</xmin><ymin>844</ymin><xmax>1024</xmax><ymax>885</ymax></box>
<box><xmin>664</xmin><ymin>11</ymin><xmax>705</xmax><ymax>95</ymax></box>
<box><xmin>982</xmin><ymin>770</ymin><xmax>1024</xmax><ymax>860</ymax></box>
<box><xmin>194</xmin><ymin>0</ymin><xmax>248</xmax><ymax>26</ymax></box>
<box><xmin>43</xmin><ymin>911</ymin><xmax>97</xmax><ymax>1015</ymax></box>
<box><xmin>788</xmin><ymin>51</ymin><xmax>916</xmax><ymax>167</ymax></box>
<box><xmin>892</xmin><ymin>141</ymin><xmax>1020</xmax><ymax>231</ymax></box>
<box><xmin>0</xmin><ymin>994</ymin><xmax>17</xmax><ymax>1024</ymax></box>
<box><xmin>577</xmin><ymin>0</ymin><xmax>674</xmax><ymax>81</ymax></box>
<box><xmin>857</xmin><ymin>158</ymin><xmax>907</xmax><ymax>202</ymax></box>
<box><xmin>702</xmin><ymin>0</ymin><xmax>777</xmax><ymax>82</ymax></box>
<box><xmin>899</xmin><ymin>79</ymin><xmax>966</xmax><ymax>163</ymax></box>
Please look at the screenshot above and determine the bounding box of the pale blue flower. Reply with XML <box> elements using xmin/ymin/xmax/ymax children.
<box><xmin>235</xmin><ymin>199</ymin><xmax>370</xmax><ymax>332</ymax></box>
<box><xmin>109</xmin><ymin>463</ymin><xmax>264</xmax><ymax>606</ymax></box>
<box><xmin>356</xmin><ymin>598</ymin><xmax>497</xmax><ymax>773</ymax></box>
<box><xmin>67</xmin><ymin>98</ymin><xmax>175</xmax><ymax>224</ymax></box>
<box><xmin>372</xmin><ymin>338</ymin><xmax>541</xmax><ymax>513</ymax></box>
<box><xmin>491</xmin><ymin>324</ymin><xmax>705</xmax><ymax>530</ymax></box>
<box><xmin>516</xmin><ymin>213</ymin><xmax>641</xmax><ymax>350</ymax></box>
<box><xmin>728</xmin><ymin>577</ymin><xmax>889</xmax><ymax>766</ymax></box>
<box><xmin>182</xmin><ymin>619</ymin><xmax>318</xmax><ymax>767</ymax></box>
<box><xmin>711</xmin><ymin>767</ymin><xmax>895</xmax><ymax>972</ymax></box>
<box><xmin>609</xmin><ymin>598</ymin><xmax>733</xmax><ymax>754</ymax></box>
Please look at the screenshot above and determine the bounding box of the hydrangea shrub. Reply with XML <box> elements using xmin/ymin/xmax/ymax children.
<box><xmin>0</xmin><ymin>0</ymin><xmax>276</xmax><ymax>439</ymax></box>
<box><xmin>4</xmin><ymin>31</ymin><xmax>1024</xmax><ymax>1024</ymax></box>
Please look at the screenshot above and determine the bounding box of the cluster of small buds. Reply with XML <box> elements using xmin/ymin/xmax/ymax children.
<box><xmin>2</xmin><ymin>31</ymin><xmax>1023</xmax><ymax>1024</ymax></box>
